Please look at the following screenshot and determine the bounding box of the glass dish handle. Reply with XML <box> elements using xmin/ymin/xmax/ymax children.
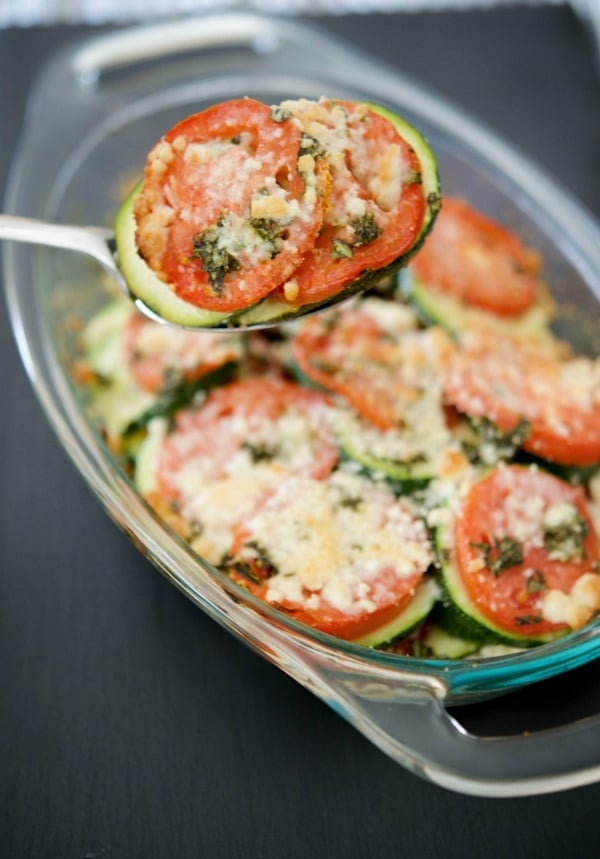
<box><xmin>70</xmin><ymin>12</ymin><xmax>279</xmax><ymax>83</ymax></box>
<box><xmin>325</xmin><ymin>673</ymin><xmax>600</xmax><ymax>797</ymax></box>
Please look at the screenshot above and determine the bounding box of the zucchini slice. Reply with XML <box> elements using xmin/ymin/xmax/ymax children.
<box><xmin>435</xmin><ymin>522</ymin><xmax>566</xmax><ymax>646</ymax></box>
<box><xmin>353</xmin><ymin>577</ymin><xmax>440</xmax><ymax>648</ymax></box>
<box><xmin>420</xmin><ymin>624</ymin><xmax>480</xmax><ymax>659</ymax></box>
<box><xmin>115</xmin><ymin>185</ymin><xmax>235</xmax><ymax>329</ymax></box>
<box><xmin>403</xmin><ymin>273</ymin><xmax>559</xmax><ymax>353</ymax></box>
<box><xmin>337</xmin><ymin>431</ymin><xmax>436</xmax><ymax>492</ymax></box>
<box><xmin>115</xmin><ymin>100</ymin><xmax>440</xmax><ymax>329</ymax></box>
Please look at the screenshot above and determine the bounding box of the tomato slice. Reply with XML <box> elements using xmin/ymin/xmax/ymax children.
<box><xmin>154</xmin><ymin>376</ymin><xmax>338</xmax><ymax>496</ymax></box>
<box><xmin>444</xmin><ymin>330</ymin><xmax>600</xmax><ymax>466</ymax></box>
<box><xmin>141</xmin><ymin>376</ymin><xmax>339</xmax><ymax>565</ymax></box>
<box><xmin>134</xmin><ymin>99</ymin><xmax>324</xmax><ymax>312</ymax></box>
<box><xmin>124</xmin><ymin>313</ymin><xmax>241</xmax><ymax>393</ymax></box>
<box><xmin>291</xmin><ymin>299</ymin><xmax>454</xmax><ymax>430</ymax></box>
<box><xmin>225</xmin><ymin>471</ymin><xmax>431</xmax><ymax>640</ymax></box>
<box><xmin>411</xmin><ymin>197</ymin><xmax>541</xmax><ymax>316</ymax></box>
<box><xmin>272</xmin><ymin>100</ymin><xmax>427</xmax><ymax>307</ymax></box>
<box><xmin>453</xmin><ymin>465</ymin><xmax>599</xmax><ymax>637</ymax></box>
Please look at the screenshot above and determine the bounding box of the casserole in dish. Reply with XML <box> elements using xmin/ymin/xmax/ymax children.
<box><xmin>4</xmin><ymin>13</ymin><xmax>600</xmax><ymax>797</ymax></box>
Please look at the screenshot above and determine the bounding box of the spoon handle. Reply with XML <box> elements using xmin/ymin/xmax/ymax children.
<box><xmin>0</xmin><ymin>214</ymin><xmax>125</xmax><ymax>291</ymax></box>
<box><xmin>0</xmin><ymin>214</ymin><xmax>111</xmax><ymax>250</ymax></box>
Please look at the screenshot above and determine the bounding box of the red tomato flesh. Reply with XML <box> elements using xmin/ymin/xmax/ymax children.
<box><xmin>276</xmin><ymin>101</ymin><xmax>427</xmax><ymax>307</ymax></box>
<box><xmin>444</xmin><ymin>330</ymin><xmax>600</xmax><ymax>466</ymax></box>
<box><xmin>134</xmin><ymin>99</ymin><xmax>324</xmax><ymax>313</ymax></box>
<box><xmin>454</xmin><ymin>465</ymin><xmax>599</xmax><ymax>637</ymax></box>
<box><xmin>124</xmin><ymin>312</ymin><xmax>240</xmax><ymax>393</ymax></box>
<box><xmin>226</xmin><ymin>472</ymin><xmax>429</xmax><ymax>640</ymax></box>
<box><xmin>411</xmin><ymin>196</ymin><xmax>541</xmax><ymax>316</ymax></box>
<box><xmin>154</xmin><ymin>376</ymin><xmax>338</xmax><ymax>503</ymax></box>
<box><xmin>292</xmin><ymin>302</ymin><xmax>454</xmax><ymax>431</ymax></box>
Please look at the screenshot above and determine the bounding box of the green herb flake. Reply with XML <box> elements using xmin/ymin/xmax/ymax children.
<box><xmin>249</xmin><ymin>217</ymin><xmax>282</xmax><ymax>259</ymax></box>
<box><xmin>404</xmin><ymin>169</ymin><xmax>422</xmax><ymax>186</ymax></box>
<box><xmin>514</xmin><ymin>614</ymin><xmax>543</xmax><ymax>626</ymax></box>
<box><xmin>270</xmin><ymin>106</ymin><xmax>292</xmax><ymax>123</ymax></box>
<box><xmin>332</xmin><ymin>239</ymin><xmax>354</xmax><ymax>260</ymax></box>
<box><xmin>191</xmin><ymin>215</ymin><xmax>240</xmax><ymax>294</ymax></box>
<box><xmin>471</xmin><ymin>536</ymin><xmax>524</xmax><ymax>577</ymax></box>
<box><xmin>525</xmin><ymin>569</ymin><xmax>547</xmax><ymax>594</ymax></box>
<box><xmin>298</xmin><ymin>132</ymin><xmax>326</xmax><ymax>159</ymax></box>
<box><xmin>543</xmin><ymin>506</ymin><xmax>588</xmax><ymax>561</ymax></box>
<box><xmin>339</xmin><ymin>496</ymin><xmax>362</xmax><ymax>511</ymax></box>
<box><xmin>468</xmin><ymin>417</ymin><xmax>531</xmax><ymax>464</ymax></box>
<box><xmin>244</xmin><ymin>541</ymin><xmax>279</xmax><ymax>578</ymax></box>
<box><xmin>242</xmin><ymin>440</ymin><xmax>279</xmax><ymax>463</ymax></box>
<box><xmin>350</xmin><ymin>212</ymin><xmax>381</xmax><ymax>247</ymax></box>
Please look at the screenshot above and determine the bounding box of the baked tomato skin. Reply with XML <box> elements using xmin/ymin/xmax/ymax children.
<box><xmin>291</xmin><ymin>299</ymin><xmax>454</xmax><ymax>431</ymax></box>
<box><xmin>411</xmin><ymin>196</ymin><xmax>542</xmax><ymax>317</ymax></box>
<box><xmin>275</xmin><ymin>100</ymin><xmax>428</xmax><ymax>307</ymax></box>
<box><xmin>154</xmin><ymin>376</ymin><xmax>339</xmax><ymax>499</ymax></box>
<box><xmin>443</xmin><ymin>330</ymin><xmax>600</xmax><ymax>467</ymax></box>
<box><xmin>453</xmin><ymin>465</ymin><xmax>600</xmax><ymax>638</ymax></box>
<box><xmin>123</xmin><ymin>312</ymin><xmax>240</xmax><ymax>393</ymax></box>
<box><xmin>222</xmin><ymin>468</ymin><xmax>432</xmax><ymax>640</ymax></box>
<box><xmin>228</xmin><ymin>564</ymin><xmax>423</xmax><ymax>641</ymax></box>
<box><xmin>134</xmin><ymin>99</ymin><xmax>324</xmax><ymax>313</ymax></box>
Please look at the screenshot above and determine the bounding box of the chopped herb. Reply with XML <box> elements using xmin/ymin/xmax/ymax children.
<box><xmin>332</xmin><ymin>239</ymin><xmax>354</xmax><ymax>259</ymax></box>
<box><xmin>390</xmin><ymin>453</ymin><xmax>427</xmax><ymax>467</ymax></box>
<box><xmin>525</xmin><ymin>569</ymin><xmax>547</xmax><ymax>594</ymax></box>
<box><xmin>543</xmin><ymin>507</ymin><xmax>588</xmax><ymax>561</ymax></box>
<box><xmin>427</xmin><ymin>191</ymin><xmax>442</xmax><ymax>212</ymax></box>
<box><xmin>298</xmin><ymin>132</ymin><xmax>326</xmax><ymax>159</ymax></box>
<box><xmin>222</xmin><ymin>541</ymin><xmax>279</xmax><ymax>584</ymax></box>
<box><xmin>270</xmin><ymin>106</ymin><xmax>292</xmax><ymax>123</ymax></box>
<box><xmin>350</xmin><ymin>213</ymin><xmax>381</xmax><ymax>247</ymax></box>
<box><xmin>404</xmin><ymin>169</ymin><xmax>422</xmax><ymax>185</ymax></box>
<box><xmin>514</xmin><ymin>614</ymin><xmax>543</xmax><ymax>626</ymax></box>
<box><xmin>242</xmin><ymin>440</ymin><xmax>279</xmax><ymax>463</ymax></box>
<box><xmin>244</xmin><ymin>541</ymin><xmax>279</xmax><ymax>578</ymax></box>
<box><xmin>339</xmin><ymin>496</ymin><xmax>362</xmax><ymax>510</ymax></box>
<box><xmin>191</xmin><ymin>215</ymin><xmax>240</xmax><ymax>294</ymax></box>
<box><xmin>471</xmin><ymin>536</ymin><xmax>523</xmax><ymax>576</ymax></box>
<box><xmin>465</xmin><ymin>417</ymin><xmax>531</xmax><ymax>464</ymax></box>
<box><xmin>221</xmin><ymin>556</ymin><xmax>265</xmax><ymax>586</ymax></box>
<box><xmin>249</xmin><ymin>217</ymin><xmax>282</xmax><ymax>258</ymax></box>
<box><xmin>188</xmin><ymin>519</ymin><xmax>204</xmax><ymax>540</ymax></box>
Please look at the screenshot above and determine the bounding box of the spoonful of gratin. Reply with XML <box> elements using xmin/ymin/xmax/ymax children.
<box><xmin>1</xmin><ymin>96</ymin><xmax>440</xmax><ymax>330</ymax></box>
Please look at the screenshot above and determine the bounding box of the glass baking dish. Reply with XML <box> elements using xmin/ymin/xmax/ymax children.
<box><xmin>4</xmin><ymin>12</ymin><xmax>600</xmax><ymax>797</ymax></box>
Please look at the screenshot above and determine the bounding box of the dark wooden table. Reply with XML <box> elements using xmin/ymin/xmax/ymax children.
<box><xmin>1</xmin><ymin>5</ymin><xmax>600</xmax><ymax>857</ymax></box>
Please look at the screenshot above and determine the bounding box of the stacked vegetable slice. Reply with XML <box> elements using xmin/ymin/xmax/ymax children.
<box><xmin>116</xmin><ymin>97</ymin><xmax>441</xmax><ymax>327</ymax></box>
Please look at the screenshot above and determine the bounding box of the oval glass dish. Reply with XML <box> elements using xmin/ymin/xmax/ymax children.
<box><xmin>4</xmin><ymin>13</ymin><xmax>600</xmax><ymax>797</ymax></box>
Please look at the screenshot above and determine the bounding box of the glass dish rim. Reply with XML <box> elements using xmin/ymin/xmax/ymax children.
<box><xmin>3</xmin><ymin>10</ymin><xmax>600</xmax><ymax>698</ymax></box>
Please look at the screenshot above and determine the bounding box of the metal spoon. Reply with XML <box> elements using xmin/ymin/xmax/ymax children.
<box><xmin>0</xmin><ymin>213</ymin><xmax>168</xmax><ymax>319</ymax></box>
<box><xmin>0</xmin><ymin>213</ymin><xmax>310</xmax><ymax>330</ymax></box>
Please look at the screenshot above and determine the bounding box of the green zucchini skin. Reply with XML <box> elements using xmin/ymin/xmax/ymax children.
<box><xmin>352</xmin><ymin>577</ymin><xmax>440</xmax><ymax>648</ymax></box>
<box><xmin>115</xmin><ymin>185</ymin><xmax>235</xmax><ymax>329</ymax></box>
<box><xmin>80</xmin><ymin>296</ymin><xmax>240</xmax><ymax>442</ymax></box>
<box><xmin>420</xmin><ymin>624</ymin><xmax>480</xmax><ymax>659</ymax></box>
<box><xmin>402</xmin><ymin>272</ymin><xmax>557</xmax><ymax>347</ymax></box>
<box><xmin>337</xmin><ymin>436</ymin><xmax>434</xmax><ymax>493</ymax></box>
<box><xmin>434</xmin><ymin>522</ymin><xmax>566</xmax><ymax>647</ymax></box>
<box><xmin>114</xmin><ymin>102</ymin><xmax>440</xmax><ymax>329</ymax></box>
<box><xmin>123</xmin><ymin>360</ymin><xmax>238</xmax><ymax>436</ymax></box>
